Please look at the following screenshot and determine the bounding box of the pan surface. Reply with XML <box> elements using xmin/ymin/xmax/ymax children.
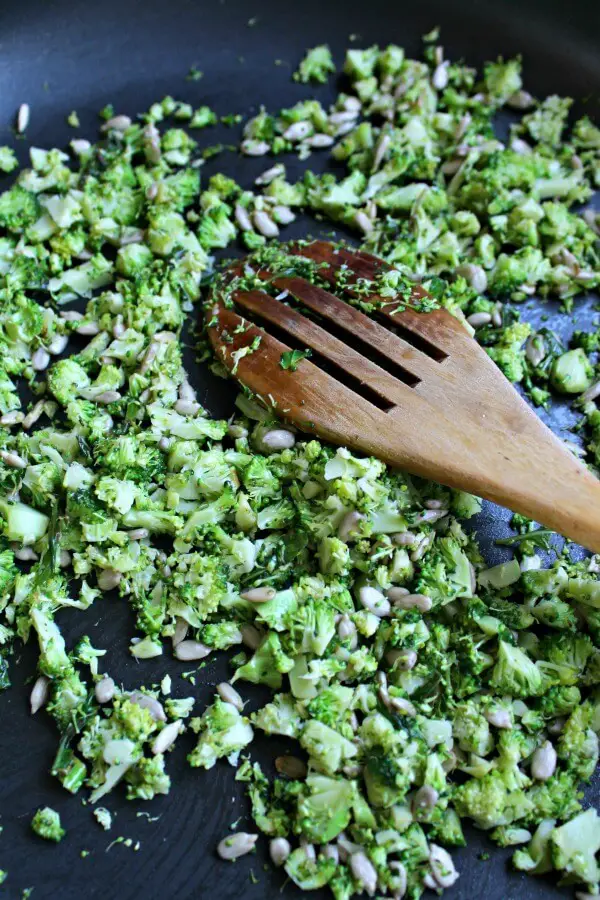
<box><xmin>0</xmin><ymin>0</ymin><xmax>598</xmax><ymax>898</ymax></box>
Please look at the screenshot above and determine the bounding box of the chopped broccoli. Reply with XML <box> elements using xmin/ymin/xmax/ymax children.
<box><xmin>31</xmin><ymin>807</ymin><xmax>66</xmax><ymax>842</ymax></box>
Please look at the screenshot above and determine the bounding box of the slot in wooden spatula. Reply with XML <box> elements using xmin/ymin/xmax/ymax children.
<box><xmin>207</xmin><ymin>239</ymin><xmax>600</xmax><ymax>553</ymax></box>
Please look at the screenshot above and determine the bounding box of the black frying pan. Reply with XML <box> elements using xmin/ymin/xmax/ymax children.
<box><xmin>0</xmin><ymin>1</ymin><xmax>598</xmax><ymax>898</ymax></box>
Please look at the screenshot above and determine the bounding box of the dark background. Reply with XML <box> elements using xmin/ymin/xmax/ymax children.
<box><xmin>0</xmin><ymin>0</ymin><xmax>599</xmax><ymax>897</ymax></box>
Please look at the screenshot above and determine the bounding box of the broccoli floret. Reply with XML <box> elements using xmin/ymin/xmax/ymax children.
<box><xmin>483</xmin><ymin>57</ymin><xmax>522</xmax><ymax>105</ymax></box>
<box><xmin>296</xmin><ymin>774</ymin><xmax>355</xmax><ymax>842</ymax></box>
<box><xmin>31</xmin><ymin>807</ymin><xmax>66</xmax><ymax>842</ymax></box>
<box><xmin>0</xmin><ymin>185</ymin><xmax>40</xmax><ymax>232</ymax></box>
<box><xmin>47</xmin><ymin>359</ymin><xmax>91</xmax><ymax>405</ymax></box>
<box><xmin>486</xmin><ymin>321</ymin><xmax>531</xmax><ymax>382</ymax></box>
<box><xmin>125</xmin><ymin>754</ymin><xmax>171</xmax><ymax>800</ymax></box>
<box><xmin>363</xmin><ymin>747</ymin><xmax>410</xmax><ymax>808</ymax></box>
<box><xmin>453</xmin><ymin>701</ymin><xmax>492</xmax><ymax>756</ymax></box>
<box><xmin>490</xmin><ymin>641</ymin><xmax>544</xmax><ymax>698</ymax></box>
<box><xmin>188</xmin><ymin>698</ymin><xmax>253</xmax><ymax>769</ymax></box>
<box><xmin>551</xmin><ymin>808</ymin><xmax>600</xmax><ymax>886</ymax></box>
<box><xmin>284</xmin><ymin>848</ymin><xmax>336</xmax><ymax>891</ymax></box>
<box><xmin>557</xmin><ymin>704</ymin><xmax>599</xmax><ymax>780</ymax></box>
<box><xmin>198</xmin><ymin>203</ymin><xmax>237</xmax><ymax>250</ymax></box>
<box><xmin>294</xmin><ymin>45</ymin><xmax>336</xmax><ymax>84</ymax></box>
<box><xmin>537</xmin><ymin>633</ymin><xmax>593</xmax><ymax>685</ymax></box>
<box><xmin>0</xmin><ymin>147</ymin><xmax>18</xmax><ymax>173</ymax></box>
<box><xmin>344</xmin><ymin>46</ymin><xmax>379</xmax><ymax>80</ymax></box>
<box><xmin>0</xmin><ymin>500</ymin><xmax>49</xmax><ymax>545</ymax></box>
<box><xmin>233</xmin><ymin>633</ymin><xmax>294</xmax><ymax>689</ymax></box>
<box><xmin>251</xmin><ymin>693</ymin><xmax>304</xmax><ymax>738</ymax></box>
<box><xmin>299</xmin><ymin>719</ymin><xmax>358</xmax><ymax>775</ymax></box>
<box><xmin>522</xmin><ymin>95</ymin><xmax>572</xmax><ymax>147</ymax></box>
<box><xmin>550</xmin><ymin>348</ymin><xmax>593</xmax><ymax>394</ymax></box>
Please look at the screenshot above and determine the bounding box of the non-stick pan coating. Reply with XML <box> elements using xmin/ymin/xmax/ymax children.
<box><xmin>0</xmin><ymin>0</ymin><xmax>598</xmax><ymax>897</ymax></box>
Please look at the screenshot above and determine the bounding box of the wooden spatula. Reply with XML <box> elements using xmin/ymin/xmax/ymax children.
<box><xmin>207</xmin><ymin>239</ymin><xmax>600</xmax><ymax>553</ymax></box>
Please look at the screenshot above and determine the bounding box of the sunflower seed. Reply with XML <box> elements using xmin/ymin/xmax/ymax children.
<box><xmin>389</xmin><ymin>860</ymin><xmax>407</xmax><ymax>899</ymax></box>
<box><xmin>241</xmin><ymin>139</ymin><xmax>270</xmax><ymax>157</ymax></box>
<box><xmin>388</xmin><ymin>648</ymin><xmax>418</xmax><ymax>670</ymax></box>
<box><xmin>485</xmin><ymin>707</ymin><xmax>512</xmax><ymax>729</ymax></box>
<box><xmin>392</xmin><ymin>531</ymin><xmax>417</xmax><ymax>546</ymax></box>
<box><xmin>76</xmin><ymin>321</ymin><xmax>101</xmax><ymax>336</ymax></box>
<box><xmin>30</xmin><ymin>675</ymin><xmax>50</xmax><ymax>714</ymax></box>
<box><xmin>171</xmin><ymin>617</ymin><xmax>189</xmax><ymax>648</ymax></box>
<box><xmin>216</xmin><ymin>682</ymin><xmax>244</xmax><ymax>712</ymax></box>
<box><xmin>0</xmin><ymin>411</ymin><xmax>24</xmax><ymax>426</ymax></box>
<box><xmin>260</xmin><ymin>428</ymin><xmax>295</xmax><ymax>450</ymax></box>
<box><xmin>389</xmin><ymin>696</ymin><xmax>417</xmax><ymax>716</ymax></box>
<box><xmin>283</xmin><ymin>120</ymin><xmax>312</xmax><ymax>141</ymax></box>
<box><xmin>14</xmin><ymin>546</ymin><xmax>38</xmax><ymax>561</ymax></box>
<box><xmin>241</xmin><ymin>623</ymin><xmax>263</xmax><ymax>650</ymax></box>
<box><xmin>525</xmin><ymin>335</ymin><xmax>547</xmax><ymax>367</ymax></box>
<box><xmin>71</xmin><ymin>138</ymin><xmax>91</xmax><ymax>155</ymax></box>
<box><xmin>467</xmin><ymin>311</ymin><xmax>492</xmax><ymax>328</ymax></box>
<box><xmin>441</xmin><ymin>158</ymin><xmax>462</xmax><ymax>176</ymax></box>
<box><xmin>414</xmin><ymin>508</ymin><xmax>447</xmax><ymax>524</ymax></box>
<box><xmin>343</xmin><ymin>96</ymin><xmax>362</xmax><ymax>112</ymax></box>
<box><xmin>47</xmin><ymin>334</ymin><xmax>69</xmax><ymax>355</ymax></box>
<box><xmin>102</xmin><ymin>115</ymin><xmax>132</xmax><ymax>132</ymax></box>
<box><xmin>507</xmin><ymin>89</ymin><xmax>535</xmax><ymax>109</ymax></box>
<box><xmin>31</xmin><ymin>348</ymin><xmax>50</xmax><ymax>371</ymax></box>
<box><xmin>152</xmin><ymin>719</ymin><xmax>183</xmax><ymax>755</ymax></box>
<box><xmin>97</xmin><ymin>569</ymin><xmax>122</xmax><ymax>591</ymax></box>
<box><xmin>174</xmin><ymin>398</ymin><xmax>200</xmax><ymax>416</ymax></box>
<box><xmin>389</xmin><ymin>590</ymin><xmax>432</xmax><ymax>612</ymax></box>
<box><xmin>349</xmin><ymin>852</ymin><xmax>377</xmax><ymax>896</ymax></box>
<box><xmin>358</xmin><ymin>586</ymin><xmax>391</xmax><ymax>617</ymax></box>
<box><xmin>338</xmin><ymin>510</ymin><xmax>364</xmax><ymax>541</ymax></box>
<box><xmin>234</xmin><ymin>203</ymin><xmax>253</xmax><ymax>232</ymax></box>
<box><xmin>337</xmin><ymin>615</ymin><xmax>358</xmax><ymax>646</ymax></box>
<box><xmin>217</xmin><ymin>832</ymin><xmax>258</xmax><ymax>860</ymax></box>
<box><xmin>22</xmin><ymin>401</ymin><xmax>45</xmax><ymax>431</ymax></box>
<box><xmin>306</xmin><ymin>133</ymin><xmax>335</xmax><ymax>148</ymax></box>
<box><xmin>59</xmin><ymin>550</ymin><xmax>72</xmax><ymax>568</ymax></box>
<box><xmin>17</xmin><ymin>103</ymin><xmax>30</xmax><ymax>133</ymax></box>
<box><xmin>174</xmin><ymin>640</ymin><xmax>211</xmax><ymax>661</ymax></box>
<box><xmin>429</xmin><ymin>844</ymin><xmax>459</xmax><ymax>888</ymax></box>
<box><xmin>255</xmin><ymin>163</ymin><xmax>285</xmax><ymax>186</ymax></box>
<box><xmin>1</xmin><ymin>450</ymin><xmax>27</xmax><ymax>469</ymax></box>
<box><xmin>583</xmin><ymin>381</ymin><xmax>600</xmax><ymax>403</ymax></box>
<box><xmin>253</xmin><ymin>210</ymin><xmax>279</xmax><ymax>238</ymax></box>
<box><xmin>143</xmin><ymin>124</ymin><xmax>161</xmax><ymax>163</ymax></box>
<box><xmin>329</xmin><ymin>110</ymin><xmax>359</xmax><ymax>125</ymax></box>
<box><xmin>354</xmin><ymin>211</ymin><xmax>374</xmax><ymax>235</ymax></box>
<box><xmin>323</xmin><ymin>844</ymin><xmax>340</xmax><ymax>864</ymax></box>
<box><xmin>412</xmin><ymin>785</ymin><xmax>439</xmax><ymax>817</ymax></box>
<box><xmin>432</xmin><ymin>62</ymin><xmax>449</xmax><ymax>90</ymax></box>
<box><xmin>511</xmin><ymin>137</ymin><xmax>533</xmax><ymax>155</ymax></box>
<box><xmin>95</xmin><ymin>391</ymin><xmax>121</xmax><ymax>405</ymax></box>
<box><xmin>127</xmin><ymin>528</ymin><xmax>149</xmax><ymax>541</ymax></box>
<box><xmin>275</xmin><ymin>755</ymin><xmax>307</xmax><ymax>779</ymax></box>
<box><xmin>128</xmin><ymin>692</ymin><xmax>166</xmax><ymax>722</ymax></box>
<box><xmin>95</xmin><ymin>676</ymin><xmax>116</xmax><ymax>704</ymax></box>
<box><xmin>372</xmin><ymin>134</ymin><xmax>391</xmax><ymax>171</ymax></box>
<box><xmin>272</xmin><ymin>205</ymin><xmax>295</xmax><ymax>225</ymax></box>
<box><xmin>241</xmin><ymin>586</ymin><xmax>276</xmax><ymax>603</ymax></box>
<box><xmin>228</xmin><ymin>423</ymin><xmax>248</xmax><ymax>439</ymax></box>
<box><xmin>531</xmin><ymin>740</ymin><xmax>557</xmax><ymax>781</ymax></box>
<box><xmin>425</xmin><ymin>498</ymin><xmax>446</xmax><ymax>510</ymax></box>
<box><xmin>269</xmin><ymin>837</ymin><xmax>291</xmax><ymax>867</ymax></box>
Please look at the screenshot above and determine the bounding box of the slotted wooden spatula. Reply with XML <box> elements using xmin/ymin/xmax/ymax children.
<box><xmin>207</xmin><ymin>239</ymin><xmax>600</xmax><ymax>553</ymax></box>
